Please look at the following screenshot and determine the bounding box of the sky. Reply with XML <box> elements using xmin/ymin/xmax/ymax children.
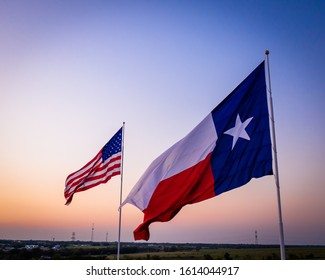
<box><xmin>0</xmin><ymin>0</ymin><xmax>324</xmax><ymax>246</ymax></box>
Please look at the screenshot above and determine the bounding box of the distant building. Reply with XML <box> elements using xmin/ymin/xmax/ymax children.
<box><xmin>25</xmin><ymin>245</ymin><xmax>39</xmax><ymax>250</ymax></box>
<box><xmin>3</xmin><ymin>246</ymin><xmax>15</xmax><ymax>251</ymax></box>
<box><xmin>52</xmin><ymin>245</ymin><xmax>61</xmax><ymax>251</ymax></box>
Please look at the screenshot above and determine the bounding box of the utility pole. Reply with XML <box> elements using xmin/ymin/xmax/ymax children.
<box><xmin>91</xmin><ymin>223</ymin><xmax>94</xmax><ymax>242</ymax></box>
<box><xmin>71</xmin><ymin>232</ymin><xmax>76</xmax><ymax>242</ymax></box>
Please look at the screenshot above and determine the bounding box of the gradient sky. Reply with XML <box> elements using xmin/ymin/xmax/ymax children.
<box><xmin>0</xmin><ymin>0</ymin><xmax>324</xmax><ymax>245</ymax></box>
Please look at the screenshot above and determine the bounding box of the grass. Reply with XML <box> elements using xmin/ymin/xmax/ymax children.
<box><xmin>2</xmin><ymin>239</ymin><xmax>324</xmax><ymax>260</ymax></box>
<box><xmin>109</xmin><ymin>247</ymin><xmax>325</xmax><ymax>260</ymax></box>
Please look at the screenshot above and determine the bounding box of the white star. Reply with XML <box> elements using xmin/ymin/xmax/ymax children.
<box><xmin>224</xmin><ymin>114</ymin><xmax>253</xmax><ymax>150</ymax></box>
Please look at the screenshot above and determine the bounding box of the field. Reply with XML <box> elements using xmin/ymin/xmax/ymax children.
<box><xmin>1</xmin><ymin>240</ymin><xmax>324</xmax><ymax>260</ymax></box>
<box><xmin>115</xmin><ymin>246</ymin><xmax>325</xmax><ymax>260</ymax></box>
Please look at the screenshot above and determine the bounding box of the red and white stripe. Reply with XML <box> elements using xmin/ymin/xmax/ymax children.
<box><xmin>64</xmin><ymin>151</ymin><xmax>122</xmax><ymax>205</ymax></box>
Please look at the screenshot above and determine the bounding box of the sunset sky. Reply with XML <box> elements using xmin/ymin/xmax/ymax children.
<box><xmin>1</xmin><ymin>0</ymin><xmax>324</xmax><ymax>245</ymax></box>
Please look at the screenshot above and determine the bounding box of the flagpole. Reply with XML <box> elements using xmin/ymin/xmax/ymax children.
<box><xmin>265</xmin><ymin>50</ymin><xmax>286</xmax><ymax>260</ymax></box>
<box><xmin>117</xmin><ymin>122</ymin><xmax>125</xmax><ymax>260</ymax></box>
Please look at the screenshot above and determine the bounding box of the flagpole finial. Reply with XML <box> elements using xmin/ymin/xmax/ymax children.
<box><xmin>265</xmin><ymin>50</ymin><xmax>270</xmax><ymax>55</ymax></box>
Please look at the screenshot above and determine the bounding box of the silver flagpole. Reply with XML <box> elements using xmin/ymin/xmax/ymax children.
<box><xmin>117</xmin><ymin>122</ymin><xmax>125</xmax><ymax>260</ymax></box>
<box><xmin>265</xmin><ymin>50</ymin><xmax>286</xmax><ymax>260</ymax></box>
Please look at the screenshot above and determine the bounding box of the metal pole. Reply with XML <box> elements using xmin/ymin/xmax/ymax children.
<box><xmin>265</xmin><ymin>50</ymin><xmax>286</xmax><ymax>260</ymax></box>
<box><xmin>117</xmin><ymin>122</ymin><xmax>125</xmax><ymax>260</ymax></box>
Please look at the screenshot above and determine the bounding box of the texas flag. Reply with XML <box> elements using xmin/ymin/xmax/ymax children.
<box><xmin>122</xmin><ymin>61</ymin><xmax>273</xmax><ymax>241</ymax></box>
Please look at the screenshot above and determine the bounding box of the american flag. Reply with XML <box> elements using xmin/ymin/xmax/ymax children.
<box><xmin>64</xmin><ymin>127</ymin><xmax>123</xmax><ymax>205</ymax></box>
